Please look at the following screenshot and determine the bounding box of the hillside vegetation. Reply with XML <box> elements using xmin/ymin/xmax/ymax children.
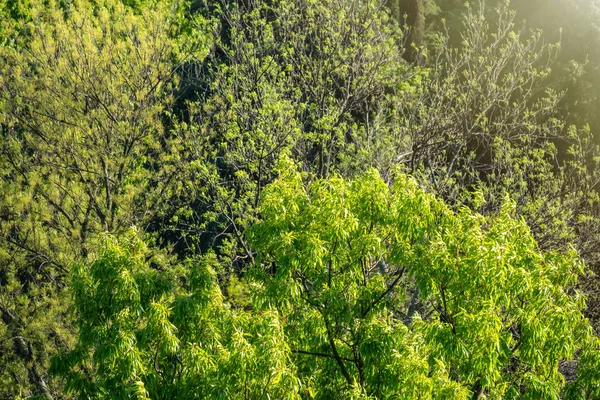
<box><xmin>1</xmin><ymin>0</ymin><xmax>600</xmax><ymax>398</ymax></box>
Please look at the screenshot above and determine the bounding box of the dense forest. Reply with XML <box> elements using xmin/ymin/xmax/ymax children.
<box><xmin>1</xmin><ymin>0</ymin><xmax>600</xmax><ymax>398</ymax></box>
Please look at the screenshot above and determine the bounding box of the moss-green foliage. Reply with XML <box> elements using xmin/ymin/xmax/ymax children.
<box><xmin>0</xmin><ymin>0</ymin><xmax>208</xmax><ymax>396</ymax></box>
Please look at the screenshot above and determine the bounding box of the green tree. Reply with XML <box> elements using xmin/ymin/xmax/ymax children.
<box><xmin>0</xmin><ymin>0</ymin><xmax>208</xmax><ymax>396</ymax></box>
<box><xmin>431</xmin><ymin>0</ymin><xmax>600</xmax><ymax>132</ymax></box>
<box><xmin>50</xmin><ymin>230</ymin><xmax>300</xmax><ymax>399</ymax></box>
<box><xmin>167</xmin><ymin>0</ymin><xmax>407</xmax><ymax>273</ymax></box>
<box><xmin>2</xmin><ymin>0</ymin><xmax>600</xmax><ymax>397</ymax></box>
<box><xmin>384</xmin><ymin>1</ymin><xmax>600</xmax><ymax>334</ymax></box>
<box><xmin>247</xmin><ymin>159</ymin><xmax>600</xmax><ymax>399</ymax></box>
<box><xmin>55</xmin><ymin>163</ymin><xmax>600</xmax><ymax>398</ymax></box>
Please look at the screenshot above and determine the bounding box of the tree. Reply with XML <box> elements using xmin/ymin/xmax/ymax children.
<box><xmin>55</xmin><ymin>163</ymin><xmax>600</xmax><ymax>398</ymax></box>
<box><xmin>50</xmin><ymin>230</ymin><xmax>300</xmax><ymax>399</ymax></box>
<box><xmin>165</xmin><ymin>0</ymin><xmax>407</xmax><ymax>273</ymax></box>
<box><xmin>431</xmin><ymin>0</ymin><xmax>600</xmax><ymax>132</ymax></box>
<box><xmin>247</xmin><ymin>159</ymin><xmax>600</xmax><ymax>399</ymax></box>
<box><xmin>2</xmin><ymin>0</ymin><xmax>600</xmax><ymax>397</ymax></box>
<box><xmin>382</xmin><ymin>1</ymin><xmax>600</xmax><ymax>334</ymax></box>
<box><xmin>0</xmin><ymin>0</ymin><xmax>207</xmax><ymax>396</ymax></box>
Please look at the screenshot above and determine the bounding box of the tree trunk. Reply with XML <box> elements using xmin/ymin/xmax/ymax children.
<box><xmin>1</xmin><ymin>305</ymin><xmax>53</xmax><ymax>400</ymax></box>
<box><xmin>389</xmin><ymin>0</ymin><xmax>425</xmax><ymax>64</ymax></box>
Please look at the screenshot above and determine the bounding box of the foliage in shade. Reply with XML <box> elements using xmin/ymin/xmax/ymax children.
<box><xmin>166</xmin><ymin>0</ymin><xmax>408</xmax><ymax>264</ymax></box>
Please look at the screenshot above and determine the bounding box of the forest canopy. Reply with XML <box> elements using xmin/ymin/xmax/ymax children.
<box><xmin>1</xmin><ymin>0</ymin><xmax>600</xmax><ymax>398</ymax></box>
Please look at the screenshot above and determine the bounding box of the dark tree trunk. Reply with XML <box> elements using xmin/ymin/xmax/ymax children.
<box><xmin>1</xmin><ymin>305</ymin><xmax>53</xmax><ymax>400</ymax></box>
<box><xmin>389</xmin><ymin>0</ymin><xmax>425</xmax><ymax>64</ymax></box>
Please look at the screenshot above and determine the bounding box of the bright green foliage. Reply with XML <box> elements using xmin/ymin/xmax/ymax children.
<box><xmin>51</xmin><ymin>230</ymin><xmax>300</xmax><ymax>399</ymax></box>
<box><xmin>54</xmin><ymin>165</ymin><xmax>600</xmax><ymax>399</ymax></box>
<box><xmin>248</xmin><ymin>160</ymin><xmax>600</xmax><ymax>399</ymax></box>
